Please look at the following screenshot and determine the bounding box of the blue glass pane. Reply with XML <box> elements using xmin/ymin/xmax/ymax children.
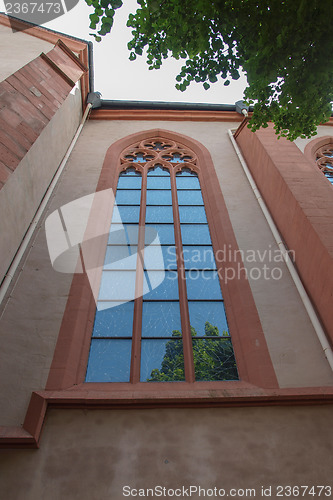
<box><xmin>117</xmin><ymin>176</ymin><xmax>142</xmax><ymax>189</ymax></box>
<box><xmin>177</xmin><ymin>190</ymin><xmax>204</xmax><ymax>205</ymax></box>
<box><xmin>176</xmin><ymin>176</ymin><xmax>200</xmax><ymax>190</ymax></box>
<box><xmin>185</xmin><ymin>270</ymin><xmax>223</xmax><ymax>300</ymax></box>
<box><xmin>180</xmin><ymin>225</ymin><xmax>212</xmax><ymax>245</ymax></box>
<box><xmin>146</xmin><ymin>190</ymin><xmax>172</xmax><ymax>205</ymax></box>
<box><xmin>179</xmin><ymin>206</ymin><xmax>207</xmax><ymax>223</ymax></box>
<box><xmin>144</xmin><ymin>245</ymin><xmax>177</xmax><ymax>270</ymax></box>
<box><xmin>112</xmin><ymin>205</ymin><xmax>140</xmax><ymax>223</ymax></box>
<box><xmin>108</xmin><ymin>224</ymin><xmax>139</xmax><ymax>245</ymax></box>
<box><xmin>147</xmin><ymin>166</ymin><xmax>170</xmax><ymax>176</ymax></box>
<box><xmin>188</xmin><ymin>301</ymin><xmax>229</xmax><ymax>337</ymax></box>
<box><xmin>143</xmin><ymin>270</ymin><xmax>179</xmax><ymax>300</ymax></box>
<box><xmin>142</xmin><ymin>302</ymin><xmax>182</xmax><ymax>337</ymax></box>
<box><xmin>182</xmin><ymin>246</ymin><xmax>216</xmax><ymax>269</ymax></box>
<box><xmin>115</xmin><ymin>190</ymin><xmax>141</xmax><ymax>205</ymax></box>
<box><xmin>176</xmin><ymin>168</ymin><xmax>197</xmax><ymax>176</ymax></box>
<box><xmin>85</xmin><ymin>339</ymin><xmax>131</xmax><ymax>382</ymax></box>
<box><xmin>93</xmin><ymin>301</ymin><xmax>134</xmax><ymax>337</ymax></box>
<box><xmin>147</xmin><ymin>177</ymin><xmax>171</xmax><ymax>189</ymax></box>
<box><xmin>145</xmin><ymin>224</ymin><xmax>175</xmax><ymax>245</ymax></box>
<box><xmin>140</xmin><ymin>338</ymin><xmax>185</xmax><ymax>382</ymax></box>
<box><xmin>99</xmin><ymin>270</ymin><xmax>136</xmax><ymax>300</ymax></box>
<box><xmin>104</xmin><ymin>245</ymin><xmax>138</xmax><ymax>270</ymax></box>
<box><xmin>146</xmin><ymin>206</ymin><xmax>173</xmax><ymax>223</ymax></box>
<box><xmin>192</xmin><ymin>338</ymin><xmax>238</xmax><ymax>381</ymax></box>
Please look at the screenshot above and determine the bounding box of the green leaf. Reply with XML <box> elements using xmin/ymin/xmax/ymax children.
<box><xmin>203</xmin><ymin>82</ymin><xmax>210</xmax><ymax>90</ymax></box>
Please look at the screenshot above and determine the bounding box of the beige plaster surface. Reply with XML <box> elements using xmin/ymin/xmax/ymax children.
<box><xmin>0</xmin><ymin>24</ymin><xmax>54</xmax><ymax>82</ymax></box>
<box><xmin>0</xmin><ymin>119</ymin><xmax>332</xmax><ymax>428</ymax></box>
<box><xmin>0</xmin><ymin>406</ymin><xmax>332</xmax><ymax>499</ymax></box>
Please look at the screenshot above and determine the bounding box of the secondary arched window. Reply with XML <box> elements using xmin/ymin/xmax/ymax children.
<box><xmin>315</xmin><ymin>145</ymin><xmax>333</xmax><ymax>185</ymax></box>
<box><xmin>85</xmin><ymin>138</ymin><xmax>238</xmax><ymax>383</ymax></box>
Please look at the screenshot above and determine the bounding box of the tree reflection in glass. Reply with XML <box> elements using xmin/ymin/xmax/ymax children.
<box><xmin>145</xmin><ymin>322</ymin><xmax>238</xmax><ymax>382</ymax></box>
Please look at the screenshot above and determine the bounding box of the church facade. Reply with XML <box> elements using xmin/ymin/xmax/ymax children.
<box><xmin>0</xmin><ymin>15</ymin><xmax>332</xmax><ymax>499</ymax></box>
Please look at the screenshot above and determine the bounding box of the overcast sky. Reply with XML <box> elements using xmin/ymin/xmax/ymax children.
<box><xmin>3</xmin><ymin>0</ymin><xmax>248</xmax><ymax>103</ymax></box>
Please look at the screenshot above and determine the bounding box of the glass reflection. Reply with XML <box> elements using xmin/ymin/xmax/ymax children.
<box><xmin>142</xmin><ymin>301</ymin><xmax>181</xmax><ymax>337</ymax></box>
<box><xmin>179</xmin><ymin>206</ymin><xmax>207</xmax><ymax>223</ymax></box>
<box><xmin>104</xmin><ymin>245</ymin><xmax>138</xmax><ymax>270</ymax></box>
<box><xmin>180</xmin><ymin>225</ymin><xmax>212</xmax><ymax>245</ymax></box>
<box><xmin>192</xmin><ymin>338</ymin><xmax>238</xmax><ymax>381</ymax></box>
<box><xmin>93</xmin><ymin>301</ymin><xmax>134</xmax><ymax>337</ymax></box>
<box><xmin>177</xmin><ymin>190</ymin><xmax>204</xmax><ymax>205</ymax></box>
<box><xmin>146</xmin><ymin>190</ymin><xmax>172</xmax><ymax>205</ymax></box>
<box><xmin>182</xmin><ymin>246</ymin><xmax>216</xmax><ymax>269</ymax></box>
<box><xmin>146</xmin><ymin>206</ymin><xmax>173</xmax><ymax>223</ymax></box>
<box><xmin>143</xmin><ymin>270</ymin><xmax>178</xmax><ymax>300</ymax></box>
<box><xmin>86</xmin><ymin>339</ymin><xmax>132</xmax><ymax>382</ymax></box>
<box><xmin>188</xmin><ymin>301</ymin><xmax>229</xmax><ymax>336</ymax></box>
<box><xmin>99</xmin><ymin>270</ymin><xmax>136</xmax><ymax>300</ymax></box>
<box><xmin>115</xmin><ymin>190</ymin><xmax>141</xmax><ymax>205</ymax></box>
<box><xmin>185</xmin><ymin>270</ymin><xmax>223</xmax><ymax>300</ymax></box>
<box><xmin>145</xmin><ymin>224</ymin><xmax>175</xmax><ymax>245</ymax></box>
<box><xmin>140</xmin><ymin>336</ymin><xmax>185</xmax><ymax>382</ymax></box>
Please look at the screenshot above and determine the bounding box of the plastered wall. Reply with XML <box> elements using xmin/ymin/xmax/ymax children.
<box><xmin>0</xmin><ymin>24</ymin><xmax>54</xmax><ymax>82</ymax></box>
<box><xmin>0</xmin><ymin>119</ymin><xmax>332</xmax><ymax>430</ymax></box>
<box><xmin>0</xmin><ymin>406</ymin><xmax>332</xmax><ymax>499</ymax></box>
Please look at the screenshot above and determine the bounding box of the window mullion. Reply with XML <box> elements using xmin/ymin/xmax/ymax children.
<box><xmin>170</xmin><ymin>167</ymin><xmax>195</xmax><ymax>383</ymax></box>
<box><xmin>130</xmin><ymin>167</ymin><xmax>147</xmax><ymax>383</ymax></box>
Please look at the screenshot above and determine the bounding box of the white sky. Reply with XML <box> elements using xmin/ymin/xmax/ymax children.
<box><xmin>3</xmin><ymin>0</ymin><xmax>248</xmax><ymax>103</ymax></box>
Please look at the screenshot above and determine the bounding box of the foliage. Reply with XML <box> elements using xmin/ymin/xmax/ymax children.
<box><xmin>85</xmin><ymin>0</ymin><xmax>333</xmax><ymax>140</ymax></box>
<box><xmin>147</xmin><ymin>323</ymin><xmax>238</xmax><ymax>382</ymax></box>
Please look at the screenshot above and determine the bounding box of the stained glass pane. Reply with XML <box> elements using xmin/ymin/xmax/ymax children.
<box><xmin>146</xmin><ymin>190</ymin><xmax>172</xmax><ymax>205</ymax></box>
<box><xmin>176</xmin><ymin>176</ymin><xmax>200</xmax><ymax>190</ymax></box>
<box><xmin>179</xmin><ymin>206</ymin><xmax>207</xmax><ymax>223</ymax></box>
<box><xmin>146</xmin><ymin>206</ymin><xmax>173</xmax><ymax>223</ymax></box>
<box><xmin>188</xmin><ymin>301</ymin><xmax>229</xmax><ymax>337</ymax></box>
<box><xmin>86</xmin><ymin>339</ymin><xmax>131</xmax><ymax>382</ymax></box>
<box><xmin>142</xmin><ymin>302</ymin><xmax>181</xmax><ymax>337</ymax></box>
<box><xmin>93</xmin><ymin>301</ymin><xmax>134</xmax><ymax>337</ymax></box>
<box><xmin>145</xmin><ymin>224</ymin><xmax>175</xmax><ymax>245</ymax></box>
<box><xmin>185</xmin><ymin>270</ymin><xmax>223</xmax><ymax>300</ymax></box>
<box><xmin>112</xmin><ymin>205</ymin><xmax>140</xmax><ymax>223</ymax></box>
<box><xmin>115</xmin><ymin>190</ymin><xmax>141</xmax><ymax>205</ymax></box>
<box><xmin>180</xmin><ymin>224</ymin><xmax>212</xmax><ymax>245</ymax></box>
<box><xmin>117</xmin><ymin>176</ymin><xmax>142</xmax><ymax>189</ymax></box>
<box><xmin>147</xmin><ymin>166</ymin><xmax>170</xmax><ymax>176</ymax></box>
<box><xmin>140</xmin><ymin>338</ymin><xmax>185</xmax><ymax>382</ymax></box>
<box><xmin>177</xmin><ymin>190</ymin><xmax>204</xmax><ymax>205</ymax></box>
<box><xmin>192</xmin><ymin>338</ymin><xmax>238</xmax><ymax>381</ymax></box>
<box><xmin>104</xmin><ymin>245</ymin><xmax>138</xmax><ymax>270</ymax></box>
<box><xmin>144</xmin><ymin>245</ymin><xmax>177</xmax><ymax>270</ymax></box>
<box><xmin>143</xmin><ymin>270</ymin><xmax>179</xmax><ymax>300</ymax></box>
<box><xmin>182</xmin><ymin>246</ymin><xmax>216</xmax><ymax>269</ymax></box>
<box><xmin>99</xmin><ymin>270</ymin><xmax>136</xmax><ymax>300</ymax></box>
<box><xmin>147</xmin><ymin>177</ymin><xmax>171</xmax><ymax>189</ymax></box>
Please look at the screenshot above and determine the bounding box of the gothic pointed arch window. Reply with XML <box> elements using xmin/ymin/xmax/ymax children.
<box><xmin>85</xmin><ymin>138</ymin><xmax>239</xmax><ymax>383</ymax></box>
<box><xmin>46</xmin><ymin>129</ymin><xmax>278</xmax><ymax>396</ymax></box>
